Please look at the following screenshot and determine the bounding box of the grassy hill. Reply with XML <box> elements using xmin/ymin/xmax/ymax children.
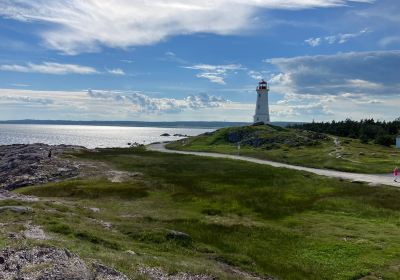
<box><xmin>3</xmin><ymin>147</ymin><xmax>400</xmax><ymax>279</ymax></box>
<box><xmin>166</xmin><ymin>124</ymin><xmax>400</xmax><ymax>174</ymax></box>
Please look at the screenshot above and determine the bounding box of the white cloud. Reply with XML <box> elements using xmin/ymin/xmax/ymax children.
<box><xmin>160</xmin><ymin>51</ymin><xmax>187</xmax><ymax>64</ymax></box>
<box><xmin>0</xmin><ymin>0</ymin><xmax>374</xmax><ymax>54</ymax></box>
<box><xmin>271</xmin><ymin>102</ymin><xmax>333</xmax><ymax>118</ymax></box>
<box><xmin>0</xmin><ymin>95</ymin><xmax>53</xmax><ymax>105</ymax></box>
<box><xmin>121</xmin><ymin>59</ymin><xmax>134</xmax><ymax>64</ymax></box>
<box><xmin>185</xmin><ymin>64</ymin><xmax>243</xmax><ymax>84</ymax></box>
<box><xmin>325</xmin><ymin>28</ymin><xmax>369</xmax><ymax>44</ymax></box>
<box><xmin>165</xmin><ymin>51</ymin><xmax>176</xmax><ymax>57</ymax></box>
<box><xmin>346</xmin><ymin>79</ymin><xmax>382</xmax><ymax>89</ymax></box>
<box><xmin>196</xmin><ymin>73</ymin><xmax>226</xmax><ymax>85</ymax></box>
<box><xmin>0</xmin><ymin>62</ymin><xmax>98</xmax><ymax>75</ymax></box>
<box><xmin>107</xmin><ymin>68</ymin><xmax>125</xmax><ymax>75</ymax></box>
<box><xmin>305</xmin><ymin>29</ymin><xmax>369</xmax><ymax>47</ymax></box>
<box><xmin>87</xmin><ymin>89</ymin><xmax>229</xmax><ymax>113</ymax></box>
<box><xmin>304</xmin><ymin>37</ymin><xmax>321</xmax><ymax>47</ymax></box>
<box><xmin>248</xmin><ymin>70</ymin><xmax>263</xmax><ymax>80</ymax></box>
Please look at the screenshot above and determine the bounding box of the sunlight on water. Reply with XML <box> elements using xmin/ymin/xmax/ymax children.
<box><xmin>0</xmin><ymin>124</ymin><xmax>213</xmax><ymax>149</ymax></box>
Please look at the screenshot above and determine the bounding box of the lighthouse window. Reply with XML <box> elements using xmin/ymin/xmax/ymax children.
<box><xmin>258</xmin><ymin>94</ymin><xmax>261</xmax><ymax>98</ymax></box>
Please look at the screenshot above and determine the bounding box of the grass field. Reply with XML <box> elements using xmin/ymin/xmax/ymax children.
<box><xmin>167</xmin><ymin>125</ymin><xmax>400</xmax><ymax>174</ymax></box>
<box><xmin>1</xmin><ymin>147</ymin><xmax>400</xmax><ymax>279</ymax></box>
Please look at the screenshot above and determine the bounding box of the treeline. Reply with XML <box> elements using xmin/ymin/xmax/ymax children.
<box><xmin>291</xmin><ymin>118</ymin><xmax>400</xmax><ymax>146</ymax></box>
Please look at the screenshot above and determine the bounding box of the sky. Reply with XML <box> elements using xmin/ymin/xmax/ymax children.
<box><xmin>0</xmin><ymin>0</ymin><xmax>399</xmax><ymax>122</ymax></box>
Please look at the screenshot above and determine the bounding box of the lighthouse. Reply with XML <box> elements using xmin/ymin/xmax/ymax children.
<box><xmin>254</xmin><ymin>80</ymin><xmax>270</xmax><ymax>124</ymax></box>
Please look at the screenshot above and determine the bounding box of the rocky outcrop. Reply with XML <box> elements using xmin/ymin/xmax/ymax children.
<box><xmin>225</xmin><ymin>127</ymin><xmax>328</xmax><ymax>148</ymax></box>
<box><xmin>0</xmin><ymin>189</ymin><xmax>39</xmax><ymax>201</ymax></box>
<box><xmin>0</xmin><ymin>247</ymin><xmax>129</xmax><ymax>280</ymax></box>
<box><xmin>138</xmin><ymin>267</ymin><xmax>214</xmax><ymax>280</ymax></box>
<box><xmin>0</xmin><ymin>206</ymin><xmax>32</xmax><ymax>213</ymax></box>
<box><xmin>0</xmin><ymin>144</ymin><xmax>85</xmax><ymax>190</ymax></box>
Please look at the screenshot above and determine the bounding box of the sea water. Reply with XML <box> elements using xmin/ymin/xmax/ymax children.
<box><xmin>0</xmin><ymin>124</ymin><xmax>213</xmax><ymax>149</ymax></box>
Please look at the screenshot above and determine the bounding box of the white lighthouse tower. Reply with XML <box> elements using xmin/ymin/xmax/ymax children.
<box><xmin>254</xmin><ymin>80</ymin><xmax>270</xmax><ymax>124</ymax></box>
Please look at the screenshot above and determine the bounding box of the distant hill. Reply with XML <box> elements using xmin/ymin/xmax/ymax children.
<box><xmin>0</xmin><ymin>119</ymin><xmax>304</xmax><ymax>129</ymax></box>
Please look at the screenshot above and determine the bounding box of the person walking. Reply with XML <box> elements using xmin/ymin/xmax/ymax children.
<box><xmin>394</xmin><ymin>166</ymin><xmax>399</xmax><ymax>182</ymax></box>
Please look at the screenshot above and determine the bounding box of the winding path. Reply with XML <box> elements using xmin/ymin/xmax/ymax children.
<box><xmin>148</xmin><ymin>143</ymin><xmax>399</xmax><ymax>187</ymax></box>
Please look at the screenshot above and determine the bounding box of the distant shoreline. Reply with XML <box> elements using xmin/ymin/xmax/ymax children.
<box><xmin>0</xmin><ymin>120</ymin><xmax>302</xmax><ymax>128</ymax></box>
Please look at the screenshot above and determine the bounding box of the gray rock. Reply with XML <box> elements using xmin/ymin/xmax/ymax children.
<box><xmin>93</xmin><ymin>262</ymin><xmax>129</xmax><ymax>280</ymax></box>
<box><xmin>0</xmin><ymin>206</ymin><xmax>32</xmax><ymax>213</ymax></box>
<box><xmin>166</xmin><ymin>230</ymin><xmax>191</xmax><ymax>244</ymax></box>
<box><xmin>138</xmin><ymin>266</ymin><xmax>215</xmax><ymax>280</ymax></box>
<box><xmin>0</xmin><ymin>247</ymin><xmax>129</xmax><ymax>280</ymax></box>
<box><xmin>0</xmin><ymin>144</ymin><xmax>85</xmax><ymax>190</ymax></box>
<box><xmin>125</xmin><ymin>250</ymin><xmax>137</xmax><ymax>256</ymax></box>
<box><xmin>0</xmin><ymin>189</ymin><xmax>39</xmax><ymax>202</ymax></box>
<box><xmin>89</xmin><ymin>207</ymin><xmax>101</xmax><ymax>213</ymax></box>
<box><xmin>23</xmin><ymin>225</ymin><xmax>50</xmax><ymax>240</ymax></box>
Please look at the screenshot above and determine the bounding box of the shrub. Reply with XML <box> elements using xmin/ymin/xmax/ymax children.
<box><xmin>375</xmin><ymin>134</ymin><xmax>394</xmax><ymax>147</ymax></box>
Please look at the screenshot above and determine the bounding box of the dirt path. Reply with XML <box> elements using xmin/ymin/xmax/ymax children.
<box><xmin>148</xmin><ymin>143</ymin><xmax>399</xmax><ymax>188</ymax></box>
<box><xmin>328</xmin><ymin>137</ymin><xmax>360</xmax><ymax>164</ymax></box>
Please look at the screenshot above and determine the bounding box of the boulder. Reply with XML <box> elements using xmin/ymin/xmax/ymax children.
<box><xmin>23</xmin><ymin>225</ymin><xmax>50</xmax><ymax>240</ymax></box>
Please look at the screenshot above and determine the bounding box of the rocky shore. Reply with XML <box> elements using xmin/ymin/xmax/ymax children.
<box><xmin>0</xmin><ymin>143</ymin><xmax>85</xmax><ymax>190</ymax></box>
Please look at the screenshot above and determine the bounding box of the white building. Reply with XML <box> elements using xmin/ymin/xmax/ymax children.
<box><xmin>396</xmin><ymin>136</ymin><xmax>400</xmax><ymax>149</ymax></box>
<box><xmin>254</xmin><ymin>80</ymin><xmax>270</xmax><ymax>124</ymax></box>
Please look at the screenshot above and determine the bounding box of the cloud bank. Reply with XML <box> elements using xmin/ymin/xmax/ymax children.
<box><xmin>0</xmin><ymin>0</ymin><xmax>374</xmax><ymax>54</ymax></box>
<box><xmin>0</xmin><ymin>95</ymin><xmax>53</xmax><ymax>105</ymax></box>
<box><xmin>265</xmin><ymin>50</ymin><xmax>400</xmax><ymax>120</ymax></box>
<box><xmin>87</xmin><ymin>90</ymin><xmax>229</xmax><ymax>113</ymax></box>
<box><xmin>0</xmin><ymin>62</ymin><xmax>98</xmax><ymax>75</ymax></box>
<box><xmin>266</xmin><ymin>50</ymin><xmax>400</xmax><ymax>96</ymax></box>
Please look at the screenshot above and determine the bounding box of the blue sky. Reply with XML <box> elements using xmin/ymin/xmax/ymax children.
<box><xmin>0</xmin><ymin>0</ymin><xmax>399</xmax><ymax>122</ymax></box>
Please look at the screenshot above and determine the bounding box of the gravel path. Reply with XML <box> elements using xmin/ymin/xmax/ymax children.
<box><xmin>148</xmin><ymin>143</ymin><xmax>399</xmax><ymax>188</ymax></box>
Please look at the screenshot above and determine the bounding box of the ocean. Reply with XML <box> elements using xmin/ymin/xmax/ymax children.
<box><xmin>0</xmin><ymin>124</ymin><xmax>214</xmax><ymax>149</ymax></box>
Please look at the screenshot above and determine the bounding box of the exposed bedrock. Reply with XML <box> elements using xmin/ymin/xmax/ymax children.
<box><xmin>0</xmin><ymin>144</ymin><xmax>85</xmax><ymax>190</ymax></box>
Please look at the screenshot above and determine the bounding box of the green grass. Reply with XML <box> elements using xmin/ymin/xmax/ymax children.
<box><xmin>1</xmin><ymin>147</ymin><xmax>399</xmax><ymax>279</ymax></box>
<box><xmin>21</xmin><ymin>179</ymin><xmax>149</xmax><ymax>199</ymax></box>
<box><xmin>166</xmin><ymin>125</ymin><xmax>400</xmax><ymax>174</ymax></box>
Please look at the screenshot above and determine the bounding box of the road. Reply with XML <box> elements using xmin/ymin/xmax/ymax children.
<box><xmin>148</xmin><ymin>143</ymin><xmax>399</xmax><ymax>187</ymax></box>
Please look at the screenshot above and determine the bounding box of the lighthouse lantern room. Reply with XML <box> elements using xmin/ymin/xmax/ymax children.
<box><xmin>254</xmin><ymin>80</ymin><xmax>270</xmax><ymax>124</ymax></box>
